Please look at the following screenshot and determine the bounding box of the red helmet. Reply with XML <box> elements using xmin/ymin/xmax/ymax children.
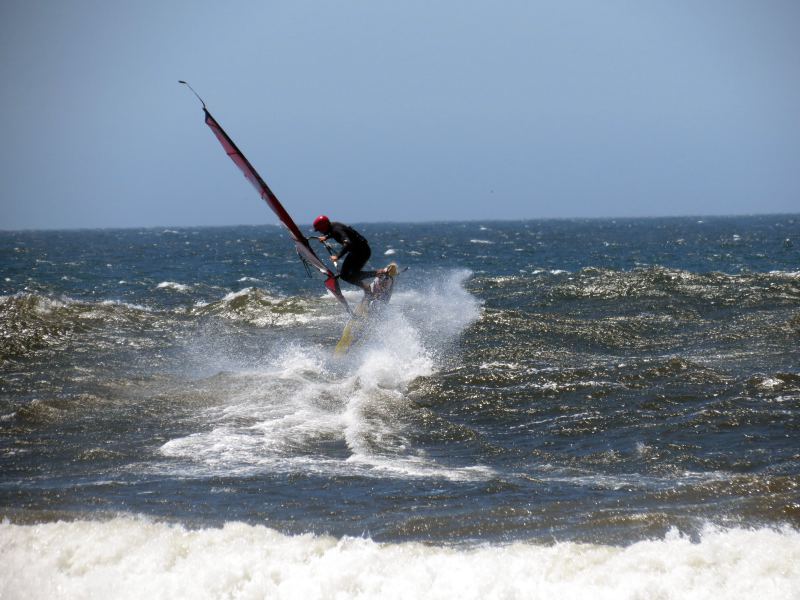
<box><xmin>313</xmin><ymin>215</ymin><xmax>331</xmax><ymax>233</ymax></box>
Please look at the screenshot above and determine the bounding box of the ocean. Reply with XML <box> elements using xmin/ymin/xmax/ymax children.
<box><xmin>1</xmin><ymin>215</ymin><xmax>799</xmax><ymax>599</ymax></box>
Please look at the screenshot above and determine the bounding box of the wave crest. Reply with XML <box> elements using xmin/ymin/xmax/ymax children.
<box><xmin>1</xmin><ymin>519</ymin><xmax>798</xmax><ymax>600</ymax></box>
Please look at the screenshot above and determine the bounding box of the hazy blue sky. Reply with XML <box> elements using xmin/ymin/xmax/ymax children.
<box><xmin>1</xmin><ymin>1</ymin><xmax>798</xmax><ymax>230</ymax></box>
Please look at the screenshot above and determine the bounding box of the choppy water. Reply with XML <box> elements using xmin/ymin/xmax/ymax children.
<box><xmin>1</xmin><ymin>216</ymin><xmax>799</xmax><ymax>599</ymax></box>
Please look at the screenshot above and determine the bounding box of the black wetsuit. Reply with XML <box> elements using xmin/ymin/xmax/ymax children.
<box><xmin>325</xmin><ymin>222</ymin><xmax>376</xmax><ymax>286</ymax></box>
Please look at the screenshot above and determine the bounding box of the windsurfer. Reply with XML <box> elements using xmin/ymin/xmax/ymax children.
<box><xmin>312</xmin><ymin>215</ymin><xmax>383</xmax><ymax>295</ymax></box>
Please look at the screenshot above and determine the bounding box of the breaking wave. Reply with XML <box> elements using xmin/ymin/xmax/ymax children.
<box><xmin>1</xmin><ymin>518</ymin><xmax>798</xmax><ymax>600</ymax></box>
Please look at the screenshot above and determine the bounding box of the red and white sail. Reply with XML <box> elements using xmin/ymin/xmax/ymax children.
<box><xmin>201</xmin><ymin>108</ymin><xmax>349</xmax><ymax>313</ymax></box>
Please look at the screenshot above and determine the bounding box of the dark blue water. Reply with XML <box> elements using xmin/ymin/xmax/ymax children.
<box><xmin>1</xmin><ymin>215</ymin><xmax>799</xmax><ymax>549</ymax></box>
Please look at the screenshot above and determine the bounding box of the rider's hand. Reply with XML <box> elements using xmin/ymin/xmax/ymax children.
<box><xmin>331</xmin><ymin>254</ymin><xmax>339</xmax><ymax>262</ymax></box>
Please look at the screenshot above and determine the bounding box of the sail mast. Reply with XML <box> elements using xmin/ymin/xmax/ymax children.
<box><xmin>181</xmin><ymin>82</ymin><xmax>350</xmax><ymax>313</ymax></box>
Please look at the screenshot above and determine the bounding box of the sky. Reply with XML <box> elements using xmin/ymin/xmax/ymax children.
<box><xmin>1</xmin><ymin>0</ymin><xmax>798</xmax><ymax>230</ymax></box>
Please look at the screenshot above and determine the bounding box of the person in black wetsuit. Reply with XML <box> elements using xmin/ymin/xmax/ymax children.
<box><xmin>312</xmin><ymin>215</ymin><xmax>381</xmax><ymax>295</ymax></box>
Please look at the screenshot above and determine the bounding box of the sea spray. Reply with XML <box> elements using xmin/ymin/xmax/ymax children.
<box><xmin>159</xmin><ymin>270</ymin><xmax>482</xmax><ymax>481</ymax></box>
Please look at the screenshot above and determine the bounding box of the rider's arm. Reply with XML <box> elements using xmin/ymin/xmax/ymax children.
<box><xmin>330</xmin><ymin>224</ymin><xmax>353</xmax><ymax>258</ymax></box>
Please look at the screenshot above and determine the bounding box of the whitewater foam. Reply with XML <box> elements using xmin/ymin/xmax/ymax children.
<box><xmin>159</xmin><ymin>270</ymin><xmax>484</xmax><ymax>482</ymax></box>
<box><xmin>156</xmin><ymin>281</ymin><xmax>192</xmax><ymax>292</ymax></box>
<box><xmin>1</xmin><ymin>519</ymin><xmax>797</xmax><ymax>600</ymax></box>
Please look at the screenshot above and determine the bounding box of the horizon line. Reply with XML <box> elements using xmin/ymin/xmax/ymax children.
<box><xmin>2</xmin><ymin>212</ymin><xmax>798</xmax><ymax>234</ymax></box>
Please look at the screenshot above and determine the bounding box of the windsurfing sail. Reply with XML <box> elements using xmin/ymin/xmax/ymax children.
<box><xmin>183</xmin><ymin>83</ymin><xmax>349</xmax><ymax>313</ymax></box>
